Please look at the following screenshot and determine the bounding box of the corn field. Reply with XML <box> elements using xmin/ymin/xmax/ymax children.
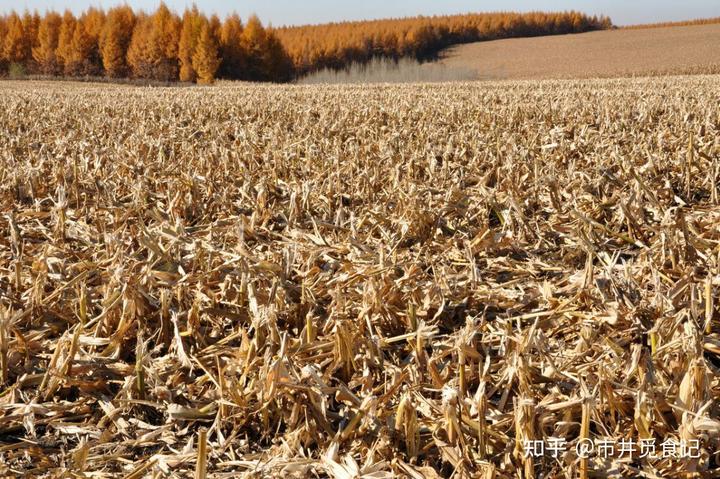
<box><xmin>1</xmin><ymin>77</ymin><xmax>720</xmax><ymax>478</ymax></box>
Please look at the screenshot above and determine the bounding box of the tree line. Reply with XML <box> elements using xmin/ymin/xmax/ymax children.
<box><xmin>0</xmin><ymin>4</ymin><xmax>292</xmax><ymax>83</ymax></box>
<box><xmin>276</xmin><ymin>11</ymin><xmax>612</xmax><ymax>74</ymax></box>
<box><xmin>0</xmin><ymin>6</ymin><xmax>611</xmax><ymax>83</ymax></box>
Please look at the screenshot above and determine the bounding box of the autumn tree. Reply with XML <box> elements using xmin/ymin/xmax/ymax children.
<box><xmin>178</xmin><ymin>6</ymin><xmax>203</xmax><ymax>82</ymax></box>
<box><xmin>32</xmin><ymin>11</ymin><xmax>62</xmax><ymax>74</ymax></box>
<box><xmin>150</xmin><ymin>3</ymin><xmax>180</xmax><ymax>80</ymax></box>
<box><xmin>0</xmin><ymin>18</ymin><xmax>7</xmax><ymax>72</ymax></box>
<box><xmin>237</xmin><ymin>17</ymin><xmax>292</xmax><ymax>82</ymax></box>
<box><xmin>218</xmin><ymin>13</ymin><xmax>246</xmax><ymax>79</ymax></box>
<box><xmin>56</xmin><ymin>10</ymin><xmax>76</xmax><ymax>75</ymax></box>
<box><xmin>126</xmin><ymin>13</ymin><xmax>151</xmax><ymax>78</ymax></box>
<box><xmin>63</xmin><ymin>19</ymin><xmax>95</xmax><ymax>75</ymax></box>
<box><xmin>263</xmin><ymin>30</ymin><xmax>293</xmax><ymax>82</ymax></box>
<box><xmin>127</xmin><ymin>4</ymin><xmax>180</xmax><ymax>81</ymax></box>
<box><xmin>22</xmin><ymin>11</ymin><xmax>41</xmax><ymax>71</ymax></box>
<box><xmin>242</xmin><ymin>14</ymin><xmax>268</xmax><ymax>80</ymax></box>
<box><xmin>192</xmin><ymin>21</ymin><xmax>220</xmax><ymax>84</ymax></box>
<box><xmin>99</xmin><ymin>6</ymin><xmax>135</xmax><ymax>77</ymax></box>
<box><xmin>209</xmin><ymin>14</ymin><xmax>222</xmax><ymax>41</ymax></box>
<box><xmin>3</xmin><ymin>13</ymin><xmax>30</xmax><ymax>66</ymax></box>
<box><xmin>78</xmin><ymin>8</ymin><xmax>105</xmax><ymax>75</ymax></box>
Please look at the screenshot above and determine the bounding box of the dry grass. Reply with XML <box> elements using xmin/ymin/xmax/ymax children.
<box><xmin>0</xmin><ymin>75</ymin><xmax>719</xmax><ymax>478</ymax></box>
<box><xmin>436</xmin><ymin>23</ymin><xmax>720</xmax><ymax>80</ymax></box>
<box><xmin>298</xmin><ymin>58</ymin><xmax>478</xmax><ymax>85</ymax></box>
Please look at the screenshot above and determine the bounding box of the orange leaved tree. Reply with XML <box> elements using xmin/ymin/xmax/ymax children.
<box><xmin>3</xmin><ymin>13</ymin><xmax>31</xmax><ymax>67</ymax></box>
<box><xmin>32</xmin><ymin>11</ymin><xmax>62</xmax><ymax>74</ymax></box>
<box><xmin>55</xmin><ymin>10</ymin><xmax>76</xmax><ymax>75</ymax></box>
<box><xmin>178</xmin><ymin>5</ymin><xmax>204</xmax><ymax>82</ymax></box>
<box><xmin>64</xmin><ymin>20</ymin><xmax>95</xmax><ymax>76</ymax></box>
<box><xmin>192</xmin><ymin>21</ymin><xmax>220</xmax><ymax>84</ymax></box>
<box><xmin>127</xmin><ymin>4</ymin><xmax>180</xmax><ymax>81</ymax></box>
<box><xmin>99</xmin><ymin>6</ymin><xmax>135</xmax><ymax>77</ymax></box>
<box><xmin>218</xmin><ymin>13</ymin><xmax>247</xmax><ymax>80</ymax></box>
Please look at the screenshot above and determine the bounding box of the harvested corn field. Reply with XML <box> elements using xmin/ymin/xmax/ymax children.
<box><xmin>1</xmin><ymin>76</ymin><xmax>720</xmax><ymax>478</ymax></box>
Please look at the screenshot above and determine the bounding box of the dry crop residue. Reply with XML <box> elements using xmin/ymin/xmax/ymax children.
<box><xmin>0</xmin><ymin>77</ymin><xmax>719</xmax><ymax>477</ymax></box>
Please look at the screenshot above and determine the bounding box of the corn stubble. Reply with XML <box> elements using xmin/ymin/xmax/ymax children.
<box><xmin>0</xmin><ymin>76</ymin><xmax>719</xmax><ymax>478</ymax></box>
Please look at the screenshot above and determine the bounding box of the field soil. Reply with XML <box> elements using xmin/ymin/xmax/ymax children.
<box><xmin>433</xmin><ymin>23</ymin><xmax>720</xmax><ymax>80</ymax></box>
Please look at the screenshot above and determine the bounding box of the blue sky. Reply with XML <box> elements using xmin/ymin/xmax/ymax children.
<box><xmin>1</xmin><ymin>0</ymin><xmax>718</xmax><ymax>27</ymax></box>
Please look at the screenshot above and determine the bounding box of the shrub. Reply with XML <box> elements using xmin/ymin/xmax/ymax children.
<box><xmin>8</xmin><ymin>62</ymin><xmax>27</xmax><ymax>79</ymax></box>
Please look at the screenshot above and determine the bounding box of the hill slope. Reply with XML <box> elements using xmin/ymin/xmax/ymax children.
<box><xmin>433</xmin><ymin>23</ymin><xmax>720</xmax><ymax>79</ymax></box>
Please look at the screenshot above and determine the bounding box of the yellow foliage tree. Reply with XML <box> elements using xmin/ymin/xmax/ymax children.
<box><xmin>263</xmin><ymin>29</ymin><xmax>293</xmax><ymax>82</ymax></box>
<box><xmin>64</xmin><ymin>20</ymin><xmax>94</xmax><ymax>76</ymax></box>
<box><xmin>99</xmin><ymin>6</ymin><xmax>135</xmax><ymax>77</ymax></box>
<box><xmin>22</xmin><ymin>11</ymin><xmax>41</xmax><ymax>67</ymax></box>
<box><xmin>192</xmin><ymin>22</ymin><xmax>220</xmax><ymax>84</ymax></box>
<box><xmin>80</xmin><ymin>8</ymin><xmax>105</xmax><ymax>74</ymax></box>
<box><xmin>219</xmin><ymin>13</ymin><xmax>246</xmax><ymax>79</ymax></box>
<box><xmin>209</xmin><ymin>14</ymin><xmax>222</xmax><ymax>43</ymax></box>
<box><xmin>3</xmin><ymin>13</ymin><xmax>30</xmax><ymax>65</ymax></box>
<box><xmin>127</xmin><ymin>4</ymin><xmax>180</xmax><ymax>81</ymax></box>
<box><xmin>0</xmin><ymin>19</ymin><xmax>6</xmax><ymax>70</ymax></box>
<box><xmin>126</xmin><ymin>13</ymin><xmax>151</xmax><ymax>78</ymax></box>
<box><xmin>56</xmin><ymin>10</ymin><xmax>76</xmax><ymax>74</ymax></box>
<box><xmin>242</xmin><ymin>14</ymin><xmax>267</xmax><ymax>80</ymax></box>
<box><xmin>32</xmin><ymin>11</ymin><xmax>62</xmax><ymax>74</ymax></box>
<box><xmin>178</xmin><ymin>6</ymin><xmax>203</xmax><ymax>82</ymax></box>
<box><xmin>150</xmin><ymin>3</ymin><xmax>180</xmax><ymax>80</ymax></box>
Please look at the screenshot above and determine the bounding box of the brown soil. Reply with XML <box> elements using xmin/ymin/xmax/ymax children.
<box><xmin>435</xmin><ymin>23</ymin><xmax>720</xmax><ymax>80</ymax></box>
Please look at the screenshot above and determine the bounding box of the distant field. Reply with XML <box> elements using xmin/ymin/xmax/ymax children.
<box><xmin>434</xmin><ymin>23</ymin><xmax>720</xmax><ymax>80</ymax></box>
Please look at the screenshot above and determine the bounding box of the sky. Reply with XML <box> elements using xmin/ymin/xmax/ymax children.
<box><xmin>1</xmin><ymin>0</ymin><xmax>718</xmax><ymax>27</ymax></box>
